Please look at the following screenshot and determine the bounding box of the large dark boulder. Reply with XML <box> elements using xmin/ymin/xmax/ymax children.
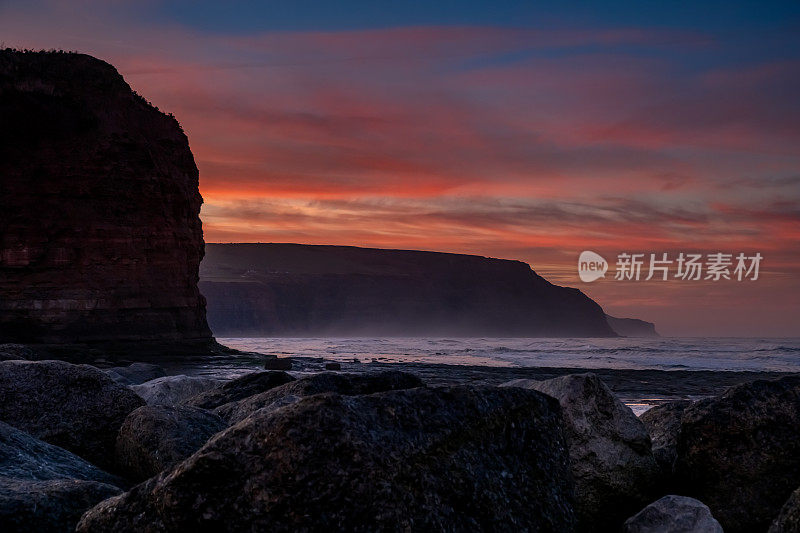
<box><xmin>675</xmin><ymin>375</ymin><xmax>800</xmax><ymax>533</ymax></box>
<box><xmin>770</xmin><ymin>486</ymin><xmax>800</xmax><ymax>533</ymax></box>
<box><xmin>0</xmin><ymin>420</ymin><xmax>120</xmax><ymax>485</ymax></box>
<box><xmin>0</xmin><ymin>343</ymin><xmax>32</xmax><ymax>361</ymax></box>
<box><xmin>78</xmin><ymin>386</ymin><xmax>576</xmax><ymax>531</ymax></box>
<box><xmin>0</xmin><ymin>360</ymin><xmax>144</xmax><ymax>468</ymax></box>
<box><xmin>214</xmin><ymin>371</ymin><xmax>425</xmax><ymax>424</ymax></box>
<box><xmin>115</xmin><ymin>405</ymin><xmax>227</xmax><ymax>482</ymax></box>
<box><xmin>639</xmin><ymin>400</ymin><xmax>691</xmax><ymax>478</ymax></box>
<box><xmin>503</xmin><ymin>373</ymin><xmax>659</xmax><ymax>532</ymax></box>
<box><xmin>2</xmin><ymin>479</ymin><xmax>121</xmax><ymax>533</ymax></box>
<box><xmin>623</xmin><ymin>495</ymin><xmax>722</xmax><ymax>533</ymax></box>
<box><xmin>0</xmin><ymin>420</ymin><xmax>122</xmax><ymax>532</ymax></box>
<box><xmin>131</xmin><ymin>375</ymin><xmax>221</xmax><ymax>406</ymax></box>
<box><xmin>182</xmin><ymin>371</ymin><xmax>294</xmax><ymax>410</ymax></box>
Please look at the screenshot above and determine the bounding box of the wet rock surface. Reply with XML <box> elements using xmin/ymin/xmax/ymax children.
<box><xmin>503</xmin><ymin>373</ymin><xmax>660</xmax><ymax>532</ymax></box>
<box><xmin>623</xmin><ymin>495</ymin><xmax>723</xmax><ymax>533</ymax></box>
<box><xmin>115</xmin><ymin>405</ymin><xmax>227</xmax><ymax>482</ymax></box>
<box><xmin>214</xmin><ymin>370</ymin><xmax>425</xmax><ymax>424</ymax></box>
<box><xmin>675</xmin><ymin>375</ymin><xmax>800</xmax><ymax>533</ymax></box>
<box><xmin>0</xmin><ymin>360</ymin><xmax>144</xmax><ymax>469</ymax></box>
<box><xmin>0</xmin><ymin>420</ymin><xmax>122</xmax><ymax>533</ymax></box>
<box><xmin>182</xmin><ymin>371</ymin><xmax>295</xmax><ymax>410</ymax></box>
<box><xmin>131</xmin><ymin>375</ymin><xmax>221</xmax><ymax>406</ymax></box>
<box><xmin>78</xmin><ymin>386</ymin><xmax>575</xmax><ymax>532</ymax></box>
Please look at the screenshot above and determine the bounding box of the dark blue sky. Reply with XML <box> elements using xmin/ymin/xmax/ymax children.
<box><xmin>147</xmin><ymin>0</ymin><xmax>800</xmax><ymax>32</ymax></box>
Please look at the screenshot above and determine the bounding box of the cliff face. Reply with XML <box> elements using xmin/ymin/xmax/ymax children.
<box><xmin>0</xmin><ymin>50</ymin><xmax>213</xmax><ymax>353</ymax></box>
<box><xmin>605</xmin><ymin>315</ymin><xmax>659</xmax><ymax>337</ymax></box>
<box><xmin>200</xmin><ymin>243</ymin><xmax>616</xmax><ymax>337</ymax></box>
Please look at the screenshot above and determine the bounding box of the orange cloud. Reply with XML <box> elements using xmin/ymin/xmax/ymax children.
<box><xmin>1</xmin><ymin>1</ymin><xmax>798</xmax><ymax>334</ymax></box>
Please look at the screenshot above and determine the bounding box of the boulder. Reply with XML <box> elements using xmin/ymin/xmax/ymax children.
<box><xmin>103</xmin><ymin>363</ymin><xmax>167</xmax><ymax>385</ymax></box>
<box><xmin>77</xmin><ymin>386</ymin><xmax>576</xmax><ymax>531</ymax></box>
<box><xmin>115</xmin><ymin>405</ymin><xmax>227</xmax><ymax>482</ymax></box>
<box><xmin>214</xmin><ymin>371</ymin><xmax>425</xmax><ymax>424</ymax></box>
<box><xmin>131</xmin><ymin>375</ymin><xmax>221</xmax><ymax>406</ymax></box>
<box><xmin>0</xmin><ymin>420</ymin><xmax>122</xmax><ymax>532</ymax></box>
<box><xmin>0</xmin><ymin>343</ymin><xmax>32</xmax><ymax>361</ymax></box>
<box><xmin>0</xmin><ymin>360</ymin><xmax>145</xmax><ymax>468</ymax></box>
<box><xmin>639</xmin><ymin>400</ymin><xmax>691</xmax><ymax>477</ymax></box>
<box><xmin>2</xmin><ymin>479</ymin><xmax>122</xmax><ymax>533</ymax></box>
<box><xmin>263</xmin><ymin>358</ymin><xmax>293</xmax><ymax>370</ymax></box>
<box><xmin>675</xmin><ymin>375</ymin><xmax>800</xmax><ymax>533</ymax></box>
<box><xmin>770</xmin><ymin>486</ymin><xmax>800</xmax><ymax>533</ymax></box>
<box><xmin>502</xmin><ymin>373</ymin><xmax>659</xmax><ymax>532</ymax></box>
<box><xmin>623</xmin><ymin>495</ymin><xmax>723</xmax><ymax>533</ymax></box>
<box><xmin>0</xmin><ymin>420</ymin><xmax>121</xmax><ymax>485</ymax></box>
<box><xmin>182</xmin><ymin>371</ymin><xmax>294</xmax><ymax>410</ymax></box>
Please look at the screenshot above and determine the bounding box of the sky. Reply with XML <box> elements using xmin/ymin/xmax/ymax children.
<box><xmin>1</xmin><ymin>0</ymin><xmax>799</xmax><ymax>336</ymax></box>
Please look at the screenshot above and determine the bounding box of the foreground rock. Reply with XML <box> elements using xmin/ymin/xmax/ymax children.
<box><xmin>115</xmin><ymin>405</ymin><xmax>227</xmax><ymax>482</ymax></box>
<box><xmin>215</xmin><ymin>371</ymin><xmax>425</xmax><ymax>424</ymax></box>
<box><xmin>0</xmin><ymin>420</ymin><xmax>122</xmax><ymax>532</ymax></box>
<box><xmin>503</xmin><ymin>373</ymin><xmax>659</xmax><ymax>532</ymax></box>
<box><xmin>770</xmin><ymin>487</ymin><xmax>800</xmax><ymax>533</ymax></box>
<box><xmin>182</xmin><ymin>371</ymin><xmax>294</xmax><ymax>410</ymax></box>
<box><xmin>0</xmin><ymin>343</ymin><xmax>32</xmax><ymax>361</ymax></box>
<box><xmin>623</xmin><ymin>495</ymin><xmax>723</xmax><ymax>533</ymax></box>
<box><xmin>131</xmin><ymin>375</ymin><xmax>221</xmax><ymax>406</ymax></box>
<box><xmin>78</xmin><ymin>386</ymin><xmax>575</xmax><ymax>531</ymax></box>
<box><xmin>676</xmin><ymin>375</ymin><xmax>800</xmax><ymax>533</ymax></box>
<box><xmin>104</xmin><ymin>363</ymin><xmax>166</xmax><ymax>385</ymax></box>
<box><xmin>639</xmin><ymin>400</ymin><xmax>691</xmax><ymax>479</ymax></box>
<box><xmin>0</xmin><ymin>360</ymin><xmax>144</xmax><ymax>468</ymax></box>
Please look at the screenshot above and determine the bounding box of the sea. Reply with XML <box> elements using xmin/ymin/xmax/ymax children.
<box><xmin>220</xmin><ymin>337</ymin><xmax>800</xmax><ymax>373</ymax></box>
<box><xmin>167</xmin><ymin>337</ymin><xmax>800</xmax><ymax>415</ymax></box>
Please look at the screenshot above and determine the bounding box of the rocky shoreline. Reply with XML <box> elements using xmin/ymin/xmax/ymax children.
<box><xmin>2</xmin><ymin>345</ymin><xmax>800</xmax><ymax>532</ymax></box>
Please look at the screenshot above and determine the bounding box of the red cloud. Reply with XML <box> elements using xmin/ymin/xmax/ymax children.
<box><xmin>1</xmin><ymin>1</ymin><xmax>798</xmax><ymax>335</ymax></box>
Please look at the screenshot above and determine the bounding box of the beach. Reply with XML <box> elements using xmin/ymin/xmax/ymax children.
<box><xmin>150</xmin><ymin>336</ymin><xmax>800</xmax><ymax>414</ymax></box>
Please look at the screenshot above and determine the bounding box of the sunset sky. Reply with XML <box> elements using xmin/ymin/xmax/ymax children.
<box><xmin>2</xmin><ymin>1</ymin><xmax>798</xmax><ymax>336</ymax></box>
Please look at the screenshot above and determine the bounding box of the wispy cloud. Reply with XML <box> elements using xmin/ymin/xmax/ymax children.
<box><xmin>1</xmin><ymin>0</ymin><xmax>798</xmax><ymax>334</ymax></box>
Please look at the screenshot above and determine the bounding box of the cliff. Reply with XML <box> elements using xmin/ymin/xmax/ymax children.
<box><xmin>605</xmin><ymin>315</ymin><xmax>660</xmax><ymax>337</ymax></box>
<box><xmin>0</xmin><ymin>50</ymin><xmax>214</xmax><ymax>355</ymax></box>
<box><xmin>200</xmin><ymin>243</ymin><xmax>617</xmax><ymax>337</ymax></box>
